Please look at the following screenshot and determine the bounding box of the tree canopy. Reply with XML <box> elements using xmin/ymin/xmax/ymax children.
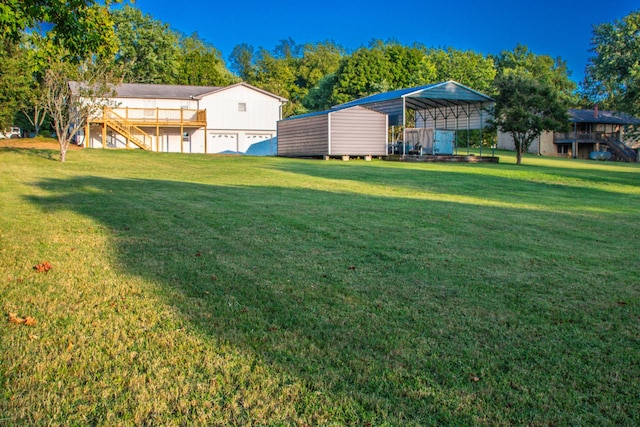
<box><xmin>490</xmin><ymin>74</ymin><xmax>569</xmax><ymax>165</ymax></box>
<box><xmin>582</xmin><ymin>9</ymin><xmax>640</xmax><ymax>116</ymax></box>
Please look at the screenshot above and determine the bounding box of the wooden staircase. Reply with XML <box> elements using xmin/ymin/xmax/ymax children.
<box><xmin>603</xmin><ymin>136</ymin><xmax>637</xmax><ymax>162</ymax></box>
<box><xmin>103</xmin><ymin>109</ymin><xmax>153</xmax><ymax>151</ymax></box>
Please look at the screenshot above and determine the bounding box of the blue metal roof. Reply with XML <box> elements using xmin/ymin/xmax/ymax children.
<box><xmin>331</xmin><ymin>81</ymin><xmax>494</xmax><ymax>126</ymax></box>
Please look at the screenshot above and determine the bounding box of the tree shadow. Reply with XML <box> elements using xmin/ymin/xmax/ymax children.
<box><xmin>24</xmin><ymin>172</ymin><xmax>638</xmax><ymax>423</ymax></box>
<box><xmin>268</xmin><ymin>159</ymin><xmax>640</xmax><ymax>214</ymax></box>
<box><xmin>0</xmin><ymin>147</ymin><xmax>59</xmax><ymax>161</ymax></box>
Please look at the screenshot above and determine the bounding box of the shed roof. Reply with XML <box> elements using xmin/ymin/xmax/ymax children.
<box><xmin>282</xmin><ymin>104</ymin><xmax>382</xmax><ymax>121</ymax></box>
<box><xmin>569</xmin><ymin>108</ymin><xmax>640</xmax><ymax>125</ymax></box>
<box><xmin>332</xmin><ymin>80</ymin><xmax>494</xmax><ymax>125</ymax></box>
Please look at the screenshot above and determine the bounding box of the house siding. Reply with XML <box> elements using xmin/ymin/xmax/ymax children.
<box><xmin>201</xmin><ymin>85</ymin><xmax>282</xmax><ymax>131</ymax></box>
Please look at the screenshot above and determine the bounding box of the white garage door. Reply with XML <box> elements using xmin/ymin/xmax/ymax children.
<box><xmin>208</xmin><ymin>133</ymin><xmax>238</xmax><ymax>154</ymax></box>
<box><xmin>239</xmin><ymin>134</ymin><xmax>273</xmax><ymax>154</ymax></box>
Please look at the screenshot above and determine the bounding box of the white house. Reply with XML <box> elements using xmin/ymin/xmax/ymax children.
<box><xmin>77</xmin><ymin>82</ymin><xmax>287</xmax><ymax>155</ymax></box>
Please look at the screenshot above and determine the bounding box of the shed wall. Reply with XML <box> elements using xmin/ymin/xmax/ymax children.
<box><xmin>277</xmin><ymin>114</ymin><xmax>329</xmax><ymax>156</ymax></box>
<box><xmin>330</xmin><ymin>107</ymin><xmax>388</xmax><ymax>155</ymax></box>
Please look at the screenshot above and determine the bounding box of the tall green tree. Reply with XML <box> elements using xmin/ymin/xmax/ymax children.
<box><xmin>427</xmin><ymin>47</ymin><xmax>496</xmax><ymax>93</ymax></box>
<box><xmin>493</xmin><ymin>44</ymin><xmax>576</xmax><ymax>101</ymax></box>
<box><xmin>111</xmin><ymin>5</ymin><xmax>181</xmax><ymax>84</ymax></box>
<box><xmin>583</xmin><ymin>10</ymin><xmax>640</xmax><ymax>115</ymax></box>
<box><xmin>331</xmin><ymin>46</ymin><xmax>393</xmax><ymax>105</ymax></box>
<box><xmin>176</xmin><ymin>33</ymin><xmax>237</xmax><ymax>86</ymax></box>
<box><xmin>229</xmin><ymin>43</ymin><xmax>256</xmax><ymax>82</ymax></box>
<box><xmin>490</xmin><ymin>74</ymin><xmax>569</xmax><ymax>165</ymax></box>
<box><xmin>1</xmin><ymin>0</ymin><xmax>120</xmax><ymax>60</ymax></box>
<box><xmin>0</xmin><ymin>40</ymin><xmax>32</xmax><ymax>129</ymax></box>
<box><xmin>252</xmin><ymin>48</ymin><xmax>302</xmax><ymax>116</ymax></box>
<box><xmin>296</xmin><ymin>41</ymin><xmax>343</xmax><ymax>92</ymax></box>
<box><xmin>382</xmin><ymin>41</ymin><xmax>437</xmax><ymax>89</ymax></box>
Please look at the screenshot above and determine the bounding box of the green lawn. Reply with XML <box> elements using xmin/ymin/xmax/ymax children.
<box><xmin>1</xmin><ymin>146</ymin><xmax>639</xmax><ymax>425</ymax></box>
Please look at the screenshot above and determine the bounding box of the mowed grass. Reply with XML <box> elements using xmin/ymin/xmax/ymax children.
<box><xmin>1</xmin><ymin>145</ymin><xmax>639</xmax><ymax>425</ymax></box>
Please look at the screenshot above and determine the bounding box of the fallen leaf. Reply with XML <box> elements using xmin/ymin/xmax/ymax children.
<box><xmin>28</xmin><ymin>334</ymin><xmax>39</xmax><ymax>340</ymax></box>
<box><xmin>24</xmin><ymin>316</ymin><xmax>37</xmax><ymax>326</ymax></box>
<box><xmin>471</xmin><ymin>376</ymin><xmax>480</xmax><ymax>382</ymax></box>
<box><xmin>618</xmin><ymin>301</ymin><xmax>627</xmax><ymax>306</ymax></box>
<box><xmin>211</xmin><ymin>274</ymin><xmax>218</xmax><ymax>281</ymax></box>
<box><xmin>33</xmin><ymin>261</ymin><xmax>53</xmax><ymax>273</ymax></box>
<box><xmin>8</xmin><ymin>313</ymin><xmax>25</xmax><ymax>324</ymax></box>
<box><xmin>348</xmin><ymin>265</ymin><xmax>356</xmax><ymax>270</ymax></box>
<box><xmin>195</xmin><ymin>252</ymin><xmax>202</xmax><ymax>257</ymax></box>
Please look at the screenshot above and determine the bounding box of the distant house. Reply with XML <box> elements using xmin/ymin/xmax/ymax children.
<box><xmin>75</xmin><ymin>82</ymin><xmax>287</xmax><ymax>155</ymax></box>
<box><xmin>497</xmin><ymin>108</ymin><xmax>640</xmax><ymax>162</ymax></box>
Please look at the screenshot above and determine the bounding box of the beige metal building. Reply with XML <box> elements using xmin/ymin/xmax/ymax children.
<box><xmin>277</xmin><ymin>106</ymin><xmax>388</xmax><ymax>157</ymax></box>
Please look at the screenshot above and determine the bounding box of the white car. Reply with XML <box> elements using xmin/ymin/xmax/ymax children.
<box><xmin>0</xmin><ymin>127</ymin><xmax>21</xmax><ymax>139</ymax></box>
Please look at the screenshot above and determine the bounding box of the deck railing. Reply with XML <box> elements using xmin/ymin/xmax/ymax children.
<box><xmin>99</xmin><ymin>107</ymin><xmax>207</xmax><ymax>126</ymax></box>
<box><xmin>554</xmin><ymin>131</ymin><xmax>614</xmax><ymax>143</ymax></box>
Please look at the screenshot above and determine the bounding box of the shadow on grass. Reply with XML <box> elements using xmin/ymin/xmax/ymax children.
<box><xmin>0</xmin><ymin>146</ymin><xmax>60</xmax><ymax>161</ymax></box>
<box><xmin>269</xmin><ymin>159</ymin><xmax>640</xmax><ymax>213</ymax></box>
<box><xmin>25</xmin><ymin>173</ymin><xmax>640</xmax><ymax>424</ymax></box>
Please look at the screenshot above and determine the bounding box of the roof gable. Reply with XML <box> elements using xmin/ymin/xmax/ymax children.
<box><xmin>199</xmin><ymin>82</ymin><xmax>288</xmax><ymax>102</ymax></box>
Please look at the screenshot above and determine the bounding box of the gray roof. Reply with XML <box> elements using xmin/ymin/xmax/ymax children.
<box><xmin>112</xmin><ymin>83</ymin><xmax>221</xmax><ymax>99</ymax></box>
<box><xmin>569</xmin><ymin>108</ymin><xmax>640</xmax><ymax>125</ymax></box>
<box><xmin>332</xmin><ymin>80</ymin><xmax>494</xmax><ymax>125</ymax></box>
<box><xmin>69</xmin><ymin>81</ymin><xmax>288</xmax><ymax>102</ymax></box>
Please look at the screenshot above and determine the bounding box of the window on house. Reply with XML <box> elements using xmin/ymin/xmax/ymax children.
<box><xmin>557</xmin><ymin>144</ymin><xmax>570</xmax><ymax>155</ymax></box>
<box><xmin>238</xmin><ymin>102</ymin><xmax>247</xmax><ymax>112</ymax></box>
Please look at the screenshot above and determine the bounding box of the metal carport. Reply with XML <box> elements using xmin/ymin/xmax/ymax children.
<box><xmin>333</xmin><ymin>80</ymin><xmax>494</xmax><ymax>155</ymax></box>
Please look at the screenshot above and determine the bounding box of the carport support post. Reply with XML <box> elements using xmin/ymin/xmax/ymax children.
<box><xmin>402</xmin><ymin>97</ymin><xmax>406</xmax><ymax>155</ymax></box>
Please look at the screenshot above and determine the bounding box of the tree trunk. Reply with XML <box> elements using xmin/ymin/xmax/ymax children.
<box><xmin>59</xmin><ymin>140</ymin><xmax>67</xmax><ymax>162</ymax></box>
<box><xmin>516</xmin><ymin>146</ymin><xmax>522</xmax><ymax>165</ymax></box>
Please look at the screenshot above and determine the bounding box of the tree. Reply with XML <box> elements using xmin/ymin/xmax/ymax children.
<box><xmin>176</xmin><ymin>33</ymin><xmax>237</xmax><ymax>86</ymax></box>
<box><xmin>111</xmin><ymin>5</ymin><xmax>181</xmax><ymax>84</ymax></box>
<box><xmin>492</xmin><ymin>44</ymin><xmax>576</xmax><ymax>102</ymax></box>
<box><xmin>582</xmin><ymin>10</ymin><xmax>640</xmax><ymax>115</ymax></box>
<box><xmin>0</xmin><ymin>40</ymin><xmax>33</xmax><ymax>130</ymax></box>
<box><xmin>296</xmin><ymin>41</ymin><xmax>343</xmax><ymax>91</ymax></box>
<box><xmin>382</xmin><ymin>42</ymin><xmax>437</xmax><ymax>89</ymax></box>
<box><xmin>42</xmin><ymin>58</ymin><xmax>116</xmax><ymax>162</ymax></box>
<box><xmin>252</xmin><ymin>48</ymin><xmax>302</xmax><ymax>116</ymax></box>
<box><xmin>1</xmin><ymin>0</ymin><xmax>120</xmax><ymax>61</ymax></box>
<box><xmin>426</xmin><ymin>47</ymin><xmax>496</xmax><ymax>93</ymax></box>
<box><xmin>229</xmin><ymin>43</ymin><xmax>256</xmax><ymax>82</ymax></box>
<box><xmin>490</xmin><ymin>74</ymin><xmax>569</xmax><ymax>165</ymax></box>
<box><xmin>331</xmin><ymin>46</ymin><xmax>393</xmax><ymax>104</ymax></box>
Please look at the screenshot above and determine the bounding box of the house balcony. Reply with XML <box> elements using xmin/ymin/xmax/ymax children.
<box><xmin>93</xmin><ymin>107</ymin><xmax>207</xmax><ymax>128</ymax></box>
<box><xmin>554</xmin><ymin>131</ymin><xmax>615</xmax><ymax>143</ymax></box>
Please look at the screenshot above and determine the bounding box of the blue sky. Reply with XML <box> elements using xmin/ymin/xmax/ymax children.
<box><xmin>133</xmin><ymin>0</ymin><xmax>638</xmax><ymax>84</ymax></box>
